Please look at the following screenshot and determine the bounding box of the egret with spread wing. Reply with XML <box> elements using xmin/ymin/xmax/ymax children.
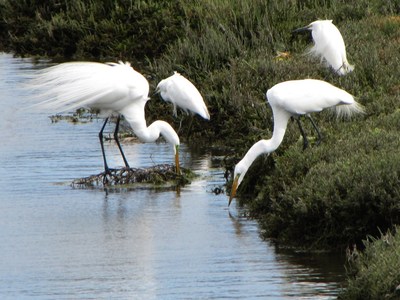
<box><xmin>156</xmin><ymin>71</ymin><xmax>210</xmax><ymax>120</ymax></box>
<box><xmin>229</xmin><ymin>79</ymin><xmax>364</xmax><ymax>205</ymax></box>
<box><xmin>29</xmin><ymin>61</ymin><xmax>181</xmax><ymax>174</ymax></box>
<box><xmin>293</xmin><ymin>20</ymin><xmax>354</xmax><ymax>75</ymax></box>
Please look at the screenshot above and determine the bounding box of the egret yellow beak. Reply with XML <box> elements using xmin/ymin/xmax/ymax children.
<box><xmin>228</xmin><ymin>175</ymin><xmax>239</xmax><ymax>206</ymax></box>
<box><xmin>175</xmin><ymin>145</ymin><xmax>181</xmax><ymax>175</ymax></box>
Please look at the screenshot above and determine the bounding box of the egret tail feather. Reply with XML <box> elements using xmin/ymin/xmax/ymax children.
<box><xmin>335</xmin><ymin>101</ymin><xmax>365</xmax><ymax>119</ymax></box>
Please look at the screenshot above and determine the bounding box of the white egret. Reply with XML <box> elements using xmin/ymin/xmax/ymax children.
<box><xmin>29</xmin><ymin>61</ymin><xmax>181</xmax><ymax>174</ymax></box>
<box><xmin>229</xmin><ymin>79</ymin><xmax>364</xmax><ymax>205</ymax></box>
<box><xmin>293</xmin><ymin>20</ymin><xmax>354</xmax><ymax>75</ymax></box>
<box><xmin>156</xmin><ymin>71</ymin><xmax>210</xmax><ymax>120</ymax></box>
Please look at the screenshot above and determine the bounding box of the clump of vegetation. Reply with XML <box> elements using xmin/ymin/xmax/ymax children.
<box><xmin>72</xmin><ymin>164</ymin><xmax>193</xmax><ymax>188</ymax></box>
<box><xmin>1</xmin><ymin>0</ymin><xmax>400</xmax><ymax>253</ymax></box>
<box><xmin>338</xmin><ymin>227</ymin><xmax>400</xmax><ymax>300</ymax></box>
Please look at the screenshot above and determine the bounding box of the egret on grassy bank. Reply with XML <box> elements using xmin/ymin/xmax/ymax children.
<box><xmin>29</xmin><ymin>61</ymin><xmax>181</xmax><ymax>174</ymax></box>
<box><xmin>229</xmin><ymin>79</ymin><xmax>365</xmax><ymax>205</ymax></box>
<box><xmin>293</xmin><ymin>20</ymin><xmax>354</xmax><ymax>75</ymax></box>
<box><xmin>156</xmin><ymin>71</ymin><xmax>210</xmax><ymax>120</ymax></box>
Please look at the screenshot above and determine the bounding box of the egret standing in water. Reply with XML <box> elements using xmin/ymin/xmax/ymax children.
<box><xmin>229</xmin><ymin>79</ymin><xmax>364</xmax><ymax>205</ymax></box>
<box><xmin>293</xmin><ymin>20</ymin><xmax>354</xmax><ymax>75</ymax></box>
<box><xmin>156</xmin><ymin>71</ymin><xmax>210</xmax><ymax>120</ymax></box>
<box><xmin>29</xmin><ymin>61</ymin><xmax>181</xmax><ymax>174</ymax></box>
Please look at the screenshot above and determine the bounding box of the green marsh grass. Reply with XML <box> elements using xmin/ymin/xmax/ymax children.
<box><xmin>339</xmin><ymin>228</ymin><xmax>400</xmax><ymax>300</ymax></box>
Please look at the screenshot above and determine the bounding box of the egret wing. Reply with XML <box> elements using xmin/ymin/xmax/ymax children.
<box><xmin>157</xmin><ymin>72</ymin><xmax>210</xmax><ymax>120</ymax></box>
<box><xmin>29</xmin><ymin>61</ymin><xmax>149</xmax><ymax>113</ymax></box>
<box><xmin>267</xmin><ymin>79</ymin><xmax>355</xmax><ymax>115</ymax></box>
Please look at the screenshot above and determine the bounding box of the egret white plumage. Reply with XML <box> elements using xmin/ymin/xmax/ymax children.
<box><xmin>229</xmin><ymin>79</ymin><xmax>364</xmax><ymax>205</ymax></box>
<box><xmin>294</xmin><ymin>20</ymin><xmax>354</xmax><ymax>75</ymax></box>
<box><xmin>29</xmin><ymin>61</ymin><xmax>181</xmax><ymax>174</ymax></box>
<box><xmin>156</xmin><ymin>71</ymin><xmax>210</xmax><ymax>120</ymax></box>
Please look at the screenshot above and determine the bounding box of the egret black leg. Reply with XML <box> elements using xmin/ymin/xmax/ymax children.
<box><xmin>178</xmin><ymin>116</ymin><xmax>183</xmax><ymax>133</ymax></box>
<box><xmin>295</xmin><ymin>117</ymin><xmax>309</xmax><ymax>150</ymax></box>
<box><xmin>99</xmin><ymin>117</ymin><xmax>110</xmax><ymax>173</ymax></box>
<box><xmin>113</xmin><ymin>115</ymin><xmax>130</xmax><ymax>168</ymax></box>
<box><xmin>306</xmin><ymin>115</ymin><xmax>323</xmax><ymax>145</ymax></box>
<box><xmin>334</xmin><ymin>63</ymin><xmax>345</xmax><ymax>76</ymax></box>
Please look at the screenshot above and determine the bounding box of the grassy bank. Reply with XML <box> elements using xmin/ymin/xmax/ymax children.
<box><xmin>1</xmin><ymin>0</ymin><xmax>400</xmax><ymax>251</ymax></box>
<box><xmin>339</xmin><ymin>227</ymin><xmax>400</xmax><ymax>300</ymax></box>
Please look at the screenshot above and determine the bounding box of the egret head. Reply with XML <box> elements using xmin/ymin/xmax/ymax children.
<box><xmin>228</xmin><ymin>161</ymin><xmax>248</xmax><ymax>206</ymax></box>
<box><xmin>228</xmin><ymin>140</ymin><xmax>273</xmax><ymax>206</ymax></box>
<box><xmin>164</xmin><ymin>131</ymin><xmax>180</xmax><ymax>175</ymax></box>
<box><xmin>292</xmin><ymin>23</ymin><xmax>312</xmax><ymax>34</ymax></box>
<box><xmin>293</xmin><ymin>20</ymin><xmax>332</xmax><ymax>34</ymax></box>
<box><xmin>154</xmin><ymin>72</ymin><xmax>177</xmax><ymax>96</ymax></box>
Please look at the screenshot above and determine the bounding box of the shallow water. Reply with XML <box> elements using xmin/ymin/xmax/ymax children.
<box><xmin>0</xmin><ymin>53</ymin><xmax>345</xmax><ymax>299</ymax></box>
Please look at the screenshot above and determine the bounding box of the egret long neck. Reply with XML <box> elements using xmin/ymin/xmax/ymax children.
<box><xmin>121</xmin><ymin>103</ymin><xmax>179</xmax><ymax>147</ymax></box>
<box><xmin>120</xmin><ymin>102</ymin><xmax>156</xmax><ymax>142</ymax></box>
<box><xmin>240</xmin><ymin>108</ymin><xmax>291</xmax><ymax>168</ymax></box>
<box><xmin>269</xmin><ymin>108</ymin><xmax>291</xmax><ymax>152</ymax></box>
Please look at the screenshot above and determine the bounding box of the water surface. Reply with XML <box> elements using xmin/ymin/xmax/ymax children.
<box><xmin>0</xmin><ymin>53</ymin><xmax>345</xmax><ymax>299</ymax></box>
